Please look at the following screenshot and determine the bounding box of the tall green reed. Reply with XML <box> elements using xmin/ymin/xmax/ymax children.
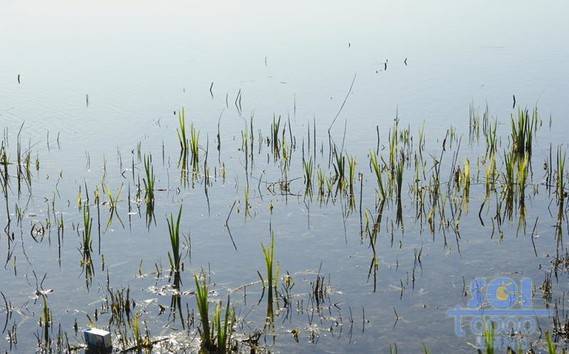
<box><xmin>194</xmin><ymin>274</ymin><xmax>235</xmax><ymax>353</ymax></box>
<box><xmin>167</xmin><ymin>206</ymin><xmax>183</xmax><ymax>274</ymax></box>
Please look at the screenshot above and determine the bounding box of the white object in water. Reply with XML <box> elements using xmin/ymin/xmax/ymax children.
<box><xmin>83</xmin><ymin>328</ymin><xmax>112</xmax><ymax>350</ymax></box>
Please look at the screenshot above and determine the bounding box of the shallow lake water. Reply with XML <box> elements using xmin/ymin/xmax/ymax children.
<box><xmin>1</xmin><ymin>1</ymin><xmax>569</xmax><ymax>353</ymax></box>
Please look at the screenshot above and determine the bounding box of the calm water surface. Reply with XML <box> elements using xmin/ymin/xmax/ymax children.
<box><xmin>1</xmin><ymin>1</ymin><xmax>569</xmax><ymax>353</ymax></box>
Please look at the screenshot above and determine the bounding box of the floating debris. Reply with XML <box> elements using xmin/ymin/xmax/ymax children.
<box><xmin>83</xmin><ymin>328</ymin><xmax>112</xmax><ymax>351</ymax></box>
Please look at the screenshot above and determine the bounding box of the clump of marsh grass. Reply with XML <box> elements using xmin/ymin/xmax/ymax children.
<box><xmin>261</xmin><ymin>233</ymin><xmax>277</xmax><ymax>322</ymax></box>
<box><xmin>503</xmin><ymin>152</ymin><xmax>516</xmax><ymax>214</ymax></box>
<box><xmin>270</xmin><ymin>115</ymin><xmax>282</xmax><ymax>158</ymax></box>
<box><xmin>103</xmin><ymin>183</ymin><xmax>123</xmax><ymax>229</ymax></box>
<box><xmin>280</xmin><ymin>137</ymin><xmax>291</xmax><ymax>172</ymax></box>
<box><xmin>485</xmin><ymin>153</ymin><xmax>497</xmax><ymax>196</ymax></box>
<box><xmin>317</xmin><ymin>167</ymin><xmax>327</xmax><ymax>199</ymax></box>
<box><xmin>348</xmin><ymin>155</ymin><xmax>357</xmax><ymax>197</ymax></box>
<box><xmin>310</xmin><ymin>272</ymin><xmax>329</xmax><ymax>307</ymax></box>
<box><xmin>143</xmin><ymin>154</ymin><xmax>155</xmax><ymax>225</ymax></box>
<box><xmin>484</xmin><ymin>119</ymin><xmax>497</xmax><ymax>159</ymax></box>
<box><xmin>511</xmin><ymin>107</ymin><xmax>539</xmax><ymax>157</ymax></box>
<box><xmin>189</xmin><ymin>123</ymin><xmax>200</xmax><ymax>169</ymax></box>
<box><xmin>143</xmin><ymin>154</ymin><xmax>155</xmax><ymax>205</ymax></box>
<box><xmin>194</xmin><ymin>274</ymin><xmax>211</xmax><ymax>349</ymax></box>
<box><xmin>177</xmin><ymin>108</ymin><xmax>188</xmax><ymax>153</ymax></box>
<box><xmin>108</xmin><ymin>286</ymin><xmax>130</xmax><ymax>318</ymax></box>
<box><xmin>212</xmin><ymin>296</ymin><xmax>235</xmax><ymax>353</ymax></box>
<box><xmin>303</xmin><ymin>157</ymin><xmax>313</xmax><ymax>195</ymax></box>
<box><xmin>81</xmin><ymin>205</ymin><xmax>93</xmax><ymax>259</ymax></box>
<box><xmin>394</xmin><ymin>152</ymin><xmax>405</xmax><ymax>225</ymax></box>
<box><xmin>177</xmin><ymin>108</ymin><xmax>200</xmax><ymax>180</ymax></box>
<box><xmin>132</xmin><ymin>312</ymin><xmax>152</xmax><ymax>350</ymax></box>
<box><xmin>167</xmin><ymin>206</ymin><xmax>183</xmax><ymax>275</ymax></box>
<box><xmin>517</xmin><ymin>154</ymin><xmax>530</xmax><ymax>206</ymax></box>
<box><xmin>261</xmin><ymin>233</ymin><xmax>276</xmax><ymax>290</ymax></box>
<box><xmin>194</xmin><ymin>274</ymin><xmax>235</xmax><ymax>353</ymax></box>
<box><xmin>332</xmin><ymin>147</ymin><xmax>346</xmax><ymax>192</ymax></box>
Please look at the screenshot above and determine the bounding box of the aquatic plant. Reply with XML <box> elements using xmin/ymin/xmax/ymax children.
<box><xmin>389</xmin><ymin>344</ymin><xmax>398</xmax><ymax>354</ymax></box>
<box><xmin>143</xmin><ymin>154</ymin><xmax>155</xmax><ymax>205</ymax></box>
<box><xmin>189</xmin><ymin>123</ymin><xmax>200</xmax><ymax>169</ymax></box>
<box><xmin>143</xmin><ymin>153</ymin><xmax>155</xmax><ymax>226</ymax></box>
<box><xmin>212</xmin><ymin>296</ymin><xmax>235</xmax><ymax>353</ymax></box>
<box><xmin>5</xmin><ymin>96</ymin><xmax>569</xmax><ymax>354</ymax></box>
<box><xmin>418</xmin><ymin>123</ymin><xmax>426</xmax><ymax>157</ymax></box>
<box><xmin>261</xmin><ymin>233</ymin><xmax>276</xmax><ymax>322</ymax></box>
<box><xmin>132</xmin><ymin>312</ymin><xmax>152</xmax><ymax>350</ymax></box>
<box><xmin>243</xmin><ymin>185</ymin><xmax>252</xmax><ymax>219</ymax></box>
<box><xmin>503</xmin><ymin>151</ymin><xmax>516</xmax><ymax>213</ymax></box>
<box><xmin>461</xmin><ymin>159</ymin><xmax>471</xmax><ymax>198</ymax></box>
<box><xmin>482</xmin><ymin>321</ymin><xmax>495</xmax><ymax>354</ymax></box>
<box><xmin>389</xmin><ymin>120</ymin><xmax>399</xmax><ymax>174</ymax></box>
<box><xmin>517</xmin><ymin>153</ymin><xmax>529</xmax><ymax>206</ymax></box>
<box><xmin>194</xmin><ymin>274</ymin><xmax>235</xmax><ymax>353</ymax></box>
<box><xmin>348</xmin><ymin>155</ymin><xmax>357</xmax><ymax>196</ymax></box>
<box><xmin>469</xmin><ymin>103</ymin><xmax>481</xmax><ymax>142</ymax></box>
<box><xmin>546</xmin><ymin>331</ymin><xmax>557</xmax><ymax>354</ymax></box>
<box><xmin>370</xmin><ymin>150</ymin><xmax>386</xmax><ymax>200</ymax></box>
<box><xmin>167</xmin><ymin>206</ymin><xmax>183</xmax><ymax>274</ymax></box>
<box><xmin>556</xmin><ymin>146</ymin><xmax>566</xmax><ymax>202</ymax></box>
<box><xmin>395</xmin><ymin>153</ymin><xmax>404</xmax><ymax>201</ymax></box>
<box><xmin>281</xmin><ymin>137</ymin><xmax>291</xmax><ymax>171</ymax></box>
<box><xmin>485</xmin><ymin>153</ymin><xmax>497</xmax><ymax>195</ymax></box>
<box><xmin>511</xmin><ymin>107</ymin><xmax>538</xmax><ymax>157</ymax></box>
<box><xmin>39</xmin><ymin>295</ymin><xmax>52</xmax><ymax>349</ymax></box>
<box><xmin>132</xmin><ymin>312</ymin><xmax>142</xmax><ymax>346</ymax></box>
<box><xmin>261</xmin><ymin>233</ymin><xmax>276</xmax><ymax>291</ymax></box>
<box><xmin>303</xmin><ymin>157</ymin><xmax>313</xmax><ymax>194</ymax></box>
<box><xmin>270</xmin><ymin>115</ymin><xmax>282</xmax><ymax>158</ymax></box>
<box><xmin>317</xmin><ymin>167</ymin><xmax>326</xmax><ymax>198</ymax></box>
<box><xmin>194</xmin><ymin>274</ymin><xmax>211</xmax><ymax>349</ymax></box>
<box><xmin>177</xmin><ymin>108</ymin><xmax>188</xmax><ymax>153</ymax></box>
<box><xmin>80</xmin><ymin>204</ymin><xmax>94</xmax><ymax>287</ymax></box>
<box><xmin>81</xmin><ymin>205</ymin><xmax>93</xmax><ymax>257</ymax></box>
<box><xmin>107</xmin><ymin>286</ymin><xmax>132</xmax><ymax>329</ymax></box>
<box><xmin>485</xmin><ymin>119</ymin><xmax>498</xmax><ymax>158</ymax></box>
<box><xmin>332</xmin><ymin>148</ymin><xmax>346</xmax><ymax>191</ymax></box>
<box><xmin>241</xmin><ymin>128</ymin><xmax>250</xmax><ymax>173</ymax></box>
<box><xmin>0</xmin><ymin>142</ymin><xmax>10</xmax><ymax>224</ymax></box>
<box><xmin>103</xmin><ymin>183</ymin><xmax>123</xmax><ymax>229</ymax></box>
